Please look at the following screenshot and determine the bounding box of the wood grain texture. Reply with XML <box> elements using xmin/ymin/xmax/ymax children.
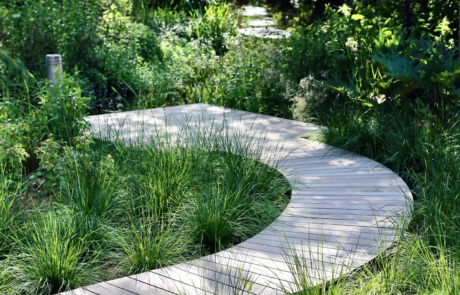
<box><xmin>61</xmin><ymin>104</ymin><xmax>412</xmax><ymax>295</ymax></box>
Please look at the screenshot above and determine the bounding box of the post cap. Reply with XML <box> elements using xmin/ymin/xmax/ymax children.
<box><xmin>46</xmin><ymin>54</ymin><xmax>62</xmax><ymax>63</ymax></box>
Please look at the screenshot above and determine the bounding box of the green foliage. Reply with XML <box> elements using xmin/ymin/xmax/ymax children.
<box><xmin>284</xmin><ymin>231</ymin><xmax>460</xmax><ymax>295</ymax></box>
<box><xmin>60</xmin><ymin>158</ymin><xmax>118</xmax><ymax>220</ymax></box>
<box><xmin>372</xmin><ymin>39</ymin><xmax>460</xmax><ymax>116</ymax></box>
<box><xmin>122</xmin><ymin>144</ymin><xmax>194</xmax><ymax>218</ymax></box>
<box><xmin>0</xmin><ymin>73</ymin><xmax>89</xmax><ymax>177</ymax></box>
<box><xmin>357</xmin><ymin>0</ymin><xmax>459</xmax><ymax>43</ymax></box>
<box><xmin>37</xmin><ymin>74</ymin><xmax>90</xmax><ymax>144</ymax></box>
<box><xmin>0</xmin><ymin>0</ymin><xmax>165</xmax><ymax>111</ymax></box>
<box><xmin>90</xmin><ymin>9</ymin><xmax>163</xmax><ymax>100</ymax></box>
<box><xmin>14</xmin><ymin>213</ymin><xmax>102</xmax><ymax>294</ymax></box>
<box><xmin>193</xmin><ymin>40</ymin><xmax>294</xmax><ymax>117</ymax></box>
<box><xmin>0</xmin><ymin>49</ymin><xmax>30</xmax><ymax>91</ymax></box>
<box><xmin>131</xmin><ymin>0</ymin><xmax>211</xmax><ymax>13</ymax></box>
<box><xmin>191</xmin><ymin>2</ymin><xmax>238</xmax><ymax>55</ymax></box>
<box><xmin>0</xmin><ymin>121</ymin><xmax>32</xmax><ymax>176</ymax></box>
<box><xmin>288</xmin><ymin>3</ymin><xmax>459</xmax><ymax>121</ymax></box>
<box><xmin>0</xmin><ymin>0</ymin><xmax>100</xmax><ymax>75</ymax></box>
<box><xmin>118</xmin><ymin>217</ymin><xmax>190</xmax><ymax>273</ymax></box>
<box><xmin>144</xmin><ymin>6</ymin><xmax>191</xmax><ymax>36</ymax></box>
<box><xmin>0</xmin><ymin>169</ymin><xmax>22</xmax><ymax>258</ymax></box>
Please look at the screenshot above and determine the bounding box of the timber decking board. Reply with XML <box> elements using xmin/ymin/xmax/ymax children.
<box><xmin>61</xmin><ymin>104</ymin><xmax>411</xmax><ymax>295</ymax></box>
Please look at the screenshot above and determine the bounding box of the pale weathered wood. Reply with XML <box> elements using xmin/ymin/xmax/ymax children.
<box><xmin>60</xmin><ymin>104</ymin><xmax>412</xmax><ymax>295</ymax></box>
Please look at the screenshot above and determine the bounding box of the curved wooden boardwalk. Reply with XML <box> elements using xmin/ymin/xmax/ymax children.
<box><xmin>62</xmin><ymin>104</ymin><xmax>412</xmax><ymax>295</ymax></box>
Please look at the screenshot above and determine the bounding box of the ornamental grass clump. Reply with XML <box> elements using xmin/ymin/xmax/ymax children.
<box><xmin>13</xmin><ymin>213</ymin><xmax>103</xmax><ymax>294</ymax></box>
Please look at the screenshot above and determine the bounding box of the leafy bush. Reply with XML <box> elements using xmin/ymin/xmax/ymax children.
<box><xmin>0</xmin><ymin>170</ymin><xmax>22</xmax><ymax>258</ymax></box>
<box><xmin>0</xmin><ymin>0</ymin><xmax>165</xmax><ymax>111</ymax></box>
<box><xmin>91</xmin><ymin>10</ymin><xmax>163</xmax><ymax>92</ymax></box>
<box><xmin>191</xmin><ymin>2</ymin><xmax>238</xmax><ymax>55</ymax></box>
<box><xmin>0</xmin><ymin>74</ymin><xmax>89</xmax><ymax>180</ymax></box>
<box><xmin>196</xmin><ymin>40</ymin><xmax>295</xmax><ymax>117</ymax></box>
<box><xmin>131</xmin><ymin>0</ymin><xmax>211</xmax><ymax>13</ymax></box>
<box><xmin>0</xmin><ymin>0</ymin><xmax>100</xmax><ymax>75</ymax></box>
<box><xmin>0</xmin><ymin>121</ymin><xmax>32</xmax><ymax>176</ymax></box>
<box><xmin>37</xmin><ymin>74</ymin><xmax>90</xmax><ymax>144</ymax></box>
<box><xmin>288</xmin><ymin>3</ymin><xmax>459</xmax><ymax>121</ymax></box>
<box><xmin>372</xmin><ymin>39</ymin><xmax>460</xmax><ymax>118</ymax></box>
<box><xmin>144</xmin><ymin>6</ymin><xmax>192</xmax><ymax>37</ymax></box>
<box><xmin>292</xmin><ymin>76</ymin><xmax>335</xmax><ymax>121</ymax></box>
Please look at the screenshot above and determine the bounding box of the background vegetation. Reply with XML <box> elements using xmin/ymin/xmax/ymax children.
<box><xmin>1</xmin><ymin>0</ymin><xmax>459</xmax><ymax>294</ymax></box>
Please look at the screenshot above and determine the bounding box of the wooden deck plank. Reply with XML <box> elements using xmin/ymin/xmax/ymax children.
<box><xmin>62</xmin><ymin>288</ymin><xmax>99</xmax><ymax>295</ymax></box>
<box><xmin>107</xmin><ymin>277</ymin><xmax>177</xmax><ymax>295</ymax></box>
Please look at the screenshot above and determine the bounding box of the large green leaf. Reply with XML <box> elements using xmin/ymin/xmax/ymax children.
<box><xmin>372</xmin><ymin>52</ymin><xmax>422</xmax><ymax>84</ymax></box>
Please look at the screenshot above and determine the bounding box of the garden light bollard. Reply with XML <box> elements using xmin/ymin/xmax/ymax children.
<box><xmin>46</xmin><ymin>54</ymin><xmax>63</xmax><ymax>91</ymax></box>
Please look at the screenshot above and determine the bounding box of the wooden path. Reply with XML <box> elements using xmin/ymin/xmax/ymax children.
<box><xmin>62</xmin><ymin>104</ymin><xmax>412</xmax><ymax>295</ymax></box>
<box><xmin>238</xmin><ymin>5</ymin><xmax>291</xmax><ymax>39</ymax></box>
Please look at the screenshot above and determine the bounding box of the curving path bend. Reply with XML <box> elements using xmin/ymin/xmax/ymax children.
<box><xmin>62</xmin><ymin>104</ymin><xmax>412</xmax><ymax>295</ymax></box>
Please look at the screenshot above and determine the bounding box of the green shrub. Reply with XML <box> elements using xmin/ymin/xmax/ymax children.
<box><xmin>372</xmin><ymin>38</ymin><xmax>460</xmax><ymax>118</ymax></box>
<box><xmin>0</xmin><ymin>169</ymin><xmax>22</xmax><ymax>258</ymax></box>
<box><xmin>191</xmin><ymin>2</ymin><xmax>238</xmax><ymax>55</ymax></box>
<box><xmin>0</xmin><ymin>0</ymin><xmax>100</xmax><ymax>75</ymax></box>
<box><xmin>143</xmin><ymin>5</ymin><xmax>192</xmax><ymax>37</ymax></box>
<box><xmin>0</xmin><ymin>0</ymin><xmax>165</xmax><ymax>111</ymax></box>
<box><xmin>0</xmin><ymin>121</ymin><xmax>32</xmax><ymax>176</ymax></box>
<box><xmin>37</xmin><ymin>73</ymin><xmax>90</xmax><ymax>145</ymax></box>
<box><xmin>131</xmin><ymin>0</ymin><xmax>211</xmax><ymax>13</ymax></box>
<box><xmin>89</xmin><ymin>10</ymin><xmax>164</xmax><ymax>109</ymax></box>
<box><xmin>287</xmin><ymin>3</ymin><xmax>459</xmax><ymax>122</ymax></box>
<box><xmin>200</xmin><ymin>40</ymin><xmax>294</xmax><ymax>117</ymax></box>
<box><xmin>292</xmin><ymin>76</ymin><xmax>336</xmax><ymax>122</ymax></box>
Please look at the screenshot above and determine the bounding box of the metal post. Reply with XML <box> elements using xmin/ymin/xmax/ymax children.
<box><xmin>46</xmin><ymin>54</ymin><xmax>63</xmax><ymax>91</ymax></box>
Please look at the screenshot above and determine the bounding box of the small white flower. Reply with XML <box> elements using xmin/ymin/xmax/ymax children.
<box><xmin>345</xmin><ymin>37</ymin><xmax>358</xmax><ymax>52</ymax></box>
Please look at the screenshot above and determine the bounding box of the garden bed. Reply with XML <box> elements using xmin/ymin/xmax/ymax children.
<box><xmin>0</xmin><ymin>118</ymin><xmax>291</xmax><ymax>294</ymax></box>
